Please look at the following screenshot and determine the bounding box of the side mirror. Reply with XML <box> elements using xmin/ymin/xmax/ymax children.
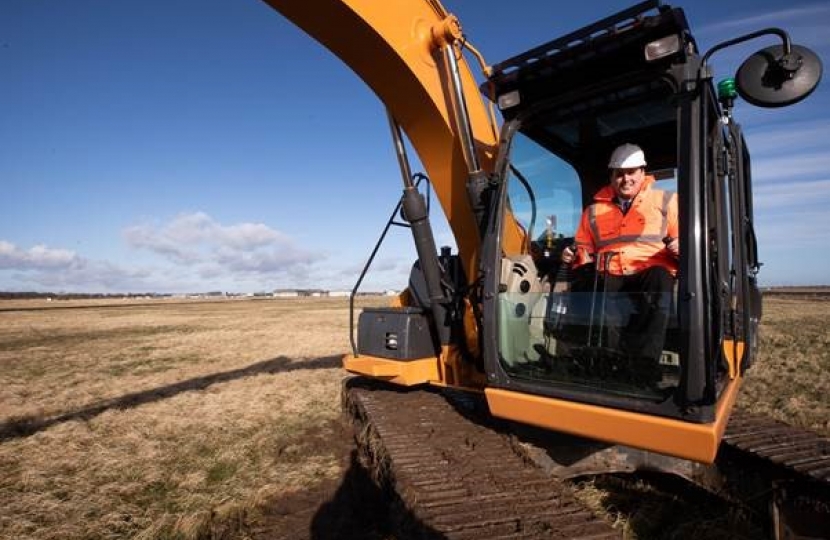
<box><xmin>736</xmin><ymin>44</ymin><xmax>822</xmax><ymax>108</ymax></box>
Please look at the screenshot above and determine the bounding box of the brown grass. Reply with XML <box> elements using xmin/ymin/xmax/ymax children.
<box><xmin>738</xmin><ymin>295</ymin><xmax>830</xmax><ymax>436</ymax></box>
<box><xmin>0</xmin><ymin>297</ymin><xmax>380</xmax><ymax>540</ymax></box>
<box><xmin>0</xmin><ymin>294</ymin><xmax>826</xmax><ymax>539</ymax></box>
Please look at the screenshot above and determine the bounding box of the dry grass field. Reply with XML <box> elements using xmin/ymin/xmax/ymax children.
<box><xmin>738</xmin><ymin>293</ymin><xmax>830</xmax><ymax>435</ymax></box>
<box><xmin>0</xmin><ymin>297</ymin><xmax>384</xmax><ymax>540</ymax></box>
<box><xmin>0</xmin><ymin>294</ymin><xmax>827</xmax><ymax>539</ymax></box>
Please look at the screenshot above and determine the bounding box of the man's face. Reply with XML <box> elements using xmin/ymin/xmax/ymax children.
<box><xmin>610</xmin><ymin>167</ymin><xmax>645</xmax><ymax>200</ymax></box>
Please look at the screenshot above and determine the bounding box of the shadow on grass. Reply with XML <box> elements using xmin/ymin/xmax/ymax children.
<box><xmin>0</xmin><ymin>355</ymin><xmax>342</xmax><ymax>443</ymax></box>
<box><xmin>252</xmin><ymin>448</ymin><xmax>443</xmax><ymax>540</ymax></box>
<box><xmin>251</xmin><ymin>449</ymin><xmax>396</xmax><ymax>540</ymax></box>
<box><xmin>310</xmin><ymin>449</ymin><xmax>449</xmax><ymax>540</ymax></box>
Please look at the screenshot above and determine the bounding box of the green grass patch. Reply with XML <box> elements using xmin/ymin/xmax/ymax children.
<box><xmin>206</xmin><ymin>460</ymin><xmax>238</xmax><ymax>485</ymax></box>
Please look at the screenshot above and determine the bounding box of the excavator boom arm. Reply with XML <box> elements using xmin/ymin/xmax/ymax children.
<box><xmin>261</xmin><ymin>0</ymin><xmax>499</xmax><ymax>280</ymax></box>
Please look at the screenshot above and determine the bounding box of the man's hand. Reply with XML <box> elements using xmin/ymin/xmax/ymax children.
<box><xmin>664</xmin><ymin>237</ymin><xmax>680</xmax><ymax>257</ymax></box>
<box><xmin>561</xmin><ymin>245</ymin><xmax>576</xmax><ymax>264</ymax></box>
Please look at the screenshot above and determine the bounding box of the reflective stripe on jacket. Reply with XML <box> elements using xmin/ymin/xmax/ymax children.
<box><xmin>574</xmin><ymin>175</ymin><xmax>679</xmax><ymax>276</ymax></box>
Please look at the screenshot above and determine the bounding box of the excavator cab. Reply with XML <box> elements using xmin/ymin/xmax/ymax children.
<box><xmin>478</xmin><ymin>1</ymin><xmax>818</xmax><ymax>462</ymax></box>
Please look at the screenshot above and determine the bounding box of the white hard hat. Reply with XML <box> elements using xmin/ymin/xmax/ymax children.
<box><xmin>608</xmin><ymin>143</ymin><xmax>647</xmax><ymax>169</ymax></box>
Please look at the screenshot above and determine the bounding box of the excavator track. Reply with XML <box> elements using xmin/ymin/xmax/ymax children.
<box><xmin>723</xmin><ymin>410</ymin><xmax>830</xmax><ymax>485</ymax></box>
<box><xmin>720</xmin><ymin>410</ymin><xmax>830</xmax><ymax>539</ymax></box>
<box><xmin>342</xmin><ymin>377</ymin><xmax>621</xmax><ymax>539</ymax></box>
<box><xmin>343</xmin><ymin>377</ymin><xmax>830</xmax><ymax>539</ymax></box>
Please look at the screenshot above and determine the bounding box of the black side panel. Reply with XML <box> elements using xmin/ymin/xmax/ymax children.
<box><xmin>357</xmin><ymin>307</ymin><xmax>437</xmax><ymax>360</ymax></box>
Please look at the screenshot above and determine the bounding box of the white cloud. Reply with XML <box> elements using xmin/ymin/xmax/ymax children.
<box><xmin>741</xmin><ymin>119</ymin><xmax>830</xmax><ymax>184</ymax></box>
<box><xmin>123</xmin><ymin>225</ymin><xmax>196</xmax><ymax>263</ymax></box>
<box><xmin>215</xmin><ymin>247</ymin><xmax>315</xmax><ymax>273</ymax></box>
<box><xmin>0</xmin><ymin>241</ymin><xmax>80</xmax><ymax>270</ymax></box>
<box><xmin>751</xmin><ymin>153</ymin><xmax>830</xmax><ymax>183</ymax></box>
<box><xmin>0</xmin><ymin>242</ymin><xmax>165</xmax><ymax>293</ymax></box>
<box><xmin>274</xmin><ymin>255</ymin><xmax>412</xmax><ymax>292</ymax></box>
<box><xmin>744</xmin><ymin>121</ymin><xmax>830</xmax><ymax>156</ymax></box>
<box><xmin>0</xmin><ymin>213</ymin><xmax>329</xmax><ymax>293</ymax></box>
<box><xmin>218</xmin><ymin>222</ymin><xmax>283</xmax><ymax>249</ymax></box>
<box><xmin>22</xmin><ymin>261</ymin><xmax>155</xmax><ymax>291</ymax></box>
<box><xmin>0</xmin><ymin>209</ymin><xmax>413</xmax><ymax>292</ymax></box>
<box><xmin>754</xmin><ymin>178</ymin><xmax>830</xmax><ymax>210</ymax></box>
<box><xmin>123</xmin><ymin>212</ymin><xmax>318</xmax><ymax>275</ymax></box>
<box><xmin>371</xmin><ymin>258</ymin><xmax>411</xmax><ymax>273</ymax></box>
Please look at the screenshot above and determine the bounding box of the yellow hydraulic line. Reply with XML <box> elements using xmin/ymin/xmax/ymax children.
<box><xmin>460</xmin><ymin>39</ymin><xmax>500</xmax><ymax>142</ymax></box>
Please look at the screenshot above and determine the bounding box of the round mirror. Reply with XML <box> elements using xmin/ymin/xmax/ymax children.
<box><xmin>736</xmin><ymin>44</ymin><xmax>822</xmax><ymax>107</ymax></box>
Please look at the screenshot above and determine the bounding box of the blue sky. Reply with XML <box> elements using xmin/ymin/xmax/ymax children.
<box><xmin>2</xmin><ymin>0</ymin><xmax>828</xmax><ymax>293</ymax></box>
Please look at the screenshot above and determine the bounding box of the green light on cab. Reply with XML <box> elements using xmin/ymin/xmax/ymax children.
<box><xmin>718</xmin><ymin>78</ymin><xmax>738</xmax><ymax>100</ymax></box>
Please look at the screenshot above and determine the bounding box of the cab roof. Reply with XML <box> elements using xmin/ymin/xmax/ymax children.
<box><xmin>486</xmin><ymin>1</ymin><xmax>696</xmax><ymax>122</ymax></box>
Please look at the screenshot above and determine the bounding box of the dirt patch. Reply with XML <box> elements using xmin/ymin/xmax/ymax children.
<box><xmin>248</xmin><ymin>418</ymin><xmax>392</xmax><ymax>540</ymax></box>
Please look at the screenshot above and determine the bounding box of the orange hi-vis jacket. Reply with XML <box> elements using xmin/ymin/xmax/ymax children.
<box><xmin>574</xmin><ymin>175</ymin><xmax>679</xmax><ymax>276</ymax></box>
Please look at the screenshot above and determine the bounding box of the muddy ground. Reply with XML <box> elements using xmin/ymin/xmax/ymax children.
<box><xmin>248</xmin><ymin>419</ymin><xmax>394</xmax><ymax>540</ymax></box>
<box><xmin>245</xmin><ymin>406</ymin><xmax>768</xmax><ymax>540</ymax></box>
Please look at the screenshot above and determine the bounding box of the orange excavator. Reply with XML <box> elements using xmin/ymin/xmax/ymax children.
<box><xmin>261</xmin><ymin>0</ymin><xmax>821</xmax><ymax>465</ymax></box>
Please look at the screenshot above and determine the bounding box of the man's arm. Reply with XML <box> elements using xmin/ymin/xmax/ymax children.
<box><xmin>665</xmin><ymin>192</ymin><xmax>680</xmax><ymax>257</ymax></box>
<box><xmin>562</xmin><ymin>208</ymin><xmax>595</xmax><ymax>265</ymax></box>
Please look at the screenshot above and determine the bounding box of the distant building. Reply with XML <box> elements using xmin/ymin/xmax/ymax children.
<box><xmin>329</xmin><ymin>290</ymin><xmax>350</xmax><ymax>297</ymax></box>
<box><xmin>273</xmin><ymin>290</ymin><xmax>299</xmax><ymax>297</ymax></box>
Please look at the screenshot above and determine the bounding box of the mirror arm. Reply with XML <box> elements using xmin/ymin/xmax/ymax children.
<box><xmin>701</xmin><ymin>28</ymin><xmax>792</xmax><ymax>69</ymax></box>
